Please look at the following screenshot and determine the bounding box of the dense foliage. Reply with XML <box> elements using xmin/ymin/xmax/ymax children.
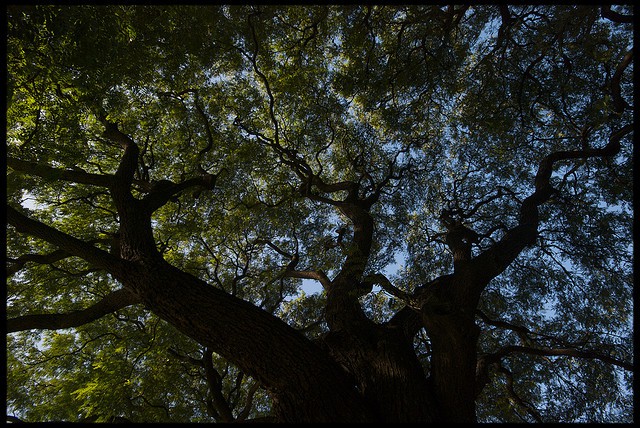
<box><xmin>6</xmin><ymin>5</ymin><xmax>633</xmax><ymax>423</ymax></box>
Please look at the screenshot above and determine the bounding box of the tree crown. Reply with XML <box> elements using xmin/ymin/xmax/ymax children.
<box><xmin>6</xmin><ymin>5</ymin><xmax>633</xmax><ymax>423</ymax></box>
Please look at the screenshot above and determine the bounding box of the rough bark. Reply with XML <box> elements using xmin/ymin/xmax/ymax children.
<box><xmin>419</xmin><ymin>274</ymin><xmax>481</xmax><ymax>422</ymax></box>
<box><xmin>322</xmin><ymin>324</ymin><xmax>439</xmax><ymax>422</ymax></box>
<box><xmin>128</xmin><ymin>260</ymin><xmax>372</xmax><ymax>422</ymax></box>
<box><xmin>317</xmin><ymin>198</ymin><xmax>440</xmax><ymax>422</ymax></box>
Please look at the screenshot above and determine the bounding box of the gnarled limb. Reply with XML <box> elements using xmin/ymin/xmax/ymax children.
<box><xmin>141</xmin><ymin>171</ymin><xmax>221</xmax><ymax>213</ymax></box>
<box><xmin>7</xmin><ymin>248</ymin><xmax>71</xmax><ymax>277</ymax></box>
<box><xmin>363</xmin><ymin>273</ymin><xmax>415</xmax><ymax>307</ymax></box>
<box><xmin>98</xmin><ymin>116</ymin><xmax>140</xmax><ymax>208</ymax></box>
<box><xmin>470</xmin><ymin>122</ymin><xmax>633</xmax><ymax>292</ymax></box>
<box><xmin>7</xmin><ymin>205</ymin><xmax>130</xmax><ymax>279</ymax></box>
<box><xmin>483</xmin><ymin>344</ymin><xmax>633</xmax><ymax>372</ymax></box>
<box><xmin>611</xmin><ymin>48</ymin><xmax>633</xmax><ymax>114</ymax></box>
<box><xmin>7</xmin><ymin>288</ymin><xmax>140</xmax><ymax>333</ymax></box>
<box><xmin>284</xmin><ymin>269</ymin><xmax>332</xmax><ymax>290</ymax></box>
<box><xmin>7</xmin><ymin>156</ymin><xmax>113</xmax><ymax>188</ymax></box>
<box><xmin>202</xmin><ymin>347</ymin><xmax>235</xmax><ymax>422</ymax></box>
<box><xmin>601</xmin><ymin>5</ymin><xmax>633</xmax><ymax>24</ymax></box>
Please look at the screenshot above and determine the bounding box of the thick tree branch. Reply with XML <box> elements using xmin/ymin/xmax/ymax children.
<box><xmin>441</xmin><ymin>216</ymin><xmax>477</xmax><ymax>270</ymax></box>
<box><xmin>142</xmin><ymin>172</ymin><xmax>220</xmax><ymax>213</ymax></box>
<box><xmin>284</xmin><ymin>269</ymin><xmax>332</xmax><ymax>290</ymax></box>
<box><xmin>485</xmin><ymin>345</ymin><xmax>633</xmax><ymax>372</ymax></box>
<box><xmin>309</xmin><ymin>175</ymin><xmax>358</xmax><ymax>197</ymax></box>
<box><xmin>7</xmin><ymin>205</ymin><xmax>130</xmax><ymax>279</ymax></box>
<box><xmin>203</xmin><ymin>347</ymin><xmax>235</xmax><ymax>423</ymax></box>
<box><xmin>96</xmin><ymin>117</ymin><xmax>163</xmax><ymax>262</ymax></box>
<box><xmin>323</xmin><ymin>212</ymin><xmax>377</xmax><ymax>331</ymax></box>
<box><xmin>7</xmin><ymin>156</ymin><xmax>113</xmax><ymax>187</ymax></box>
<box><xmin>611</xmin><ymin>48</ymin><xmax>633</xmax><ymax>114</ymax></box>
<box><xmin>98</xmin><ymin>116</ymin><xmax>140</xmax><ymax>202</ymax></box>
<box><xmin>254</xmin><ymin>238</ymin><xmax>293</xmax><ymax>259</ymax></box>
<box><xmin>385</xmin><ymin>305</ymin><xmax>425</xmax><ymax>339</ymax></box>
<box><xmin>7</xmin><ymin>235</ymin><xmax>113</xmax><ymax>277</ymax></box>
<box><xmin>7</xmin><ymin>288</ymin><xmax>140</xmax><ymax>333</ymax></box>
<box><xmin>475</xmin><ymin>309</ymin><xmax>548</xmax><ymax>343</ymax></box>
<box><xmin>134</xmin><ymin>262</ymin><xmax>371</xmax><ymax>421</ymax></box>
<box><xmin>239</xmin><ymin>123</ymin><xmax>379</xmax><ymax>330</ymax></box>
<box><xmin>363</xmin><ymin>273</ymin><xmax>415</xmax><ymax>306</ymax></box>
<box><xmin>470</xmin><ymin>122</ymin><xmax>633</xmax><ymax>288</ymax></box>
<box><xmin>7</xmin><ymin>248</ymin><xmax>70</xmax><ymax>277</ymax></box>
<box><xmin>601</xmin><ymin>5</ymin><xmax>633</xmax><ymax>24</ymax></box>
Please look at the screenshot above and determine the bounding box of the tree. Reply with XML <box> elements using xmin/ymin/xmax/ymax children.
<box><xmin>5</xmin><ymin>5</ymin><xmax>634</xmax><ymax>423</ymax></box>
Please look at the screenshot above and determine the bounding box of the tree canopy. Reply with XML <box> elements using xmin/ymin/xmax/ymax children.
<box><xmin>6</xmin><ymin>5</ymin><xmax>634</xmax><ymax>423</ymax></box>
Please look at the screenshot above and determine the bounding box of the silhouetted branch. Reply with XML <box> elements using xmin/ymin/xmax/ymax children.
<box><xmin>8</xmin><ymin>156</ymin><xmax>113</xmax><ymax>187</ymax></box>
<box><xmin>7</xmin><ymin>248</ymin><xmax>71</xmax><ymax>277</ymax></box>
<box><xmin>497</xmin><ymin>364</ymin><xmax>544</xmax><ymax>422</ymax></box>
<box><xmin>7</xmin><ymin>205</ymin><xmax>129</xmax><ymax>278</ymax></box>
<box><xmin>7</xmin><ymin>288</ymin><xmax>140</xmax><ymax>333</ymax></box>
<box><xmin>601</xmin><ymin>5</ymin><xmax>633</xmax><ymax>24</ymax></box>
<box><xmin>486</xmin><ymin>345</ymin><xmax>633</xmax><ymax>372</ymax></box>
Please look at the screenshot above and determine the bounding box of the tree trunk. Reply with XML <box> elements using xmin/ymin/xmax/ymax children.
<box><xmin>423</xmin><ymin>312</ymin><xmax>480</xmax><ymax>422</ymax></box>
<box><xmin>320</xmin><ymin>321</ymin><xmax>440</xmax><ymax>421</ymax></box>
<box><xmin>417</xmin><ymin>271</ymin><xmax>481</xmax><ymax>423</ymax></box>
